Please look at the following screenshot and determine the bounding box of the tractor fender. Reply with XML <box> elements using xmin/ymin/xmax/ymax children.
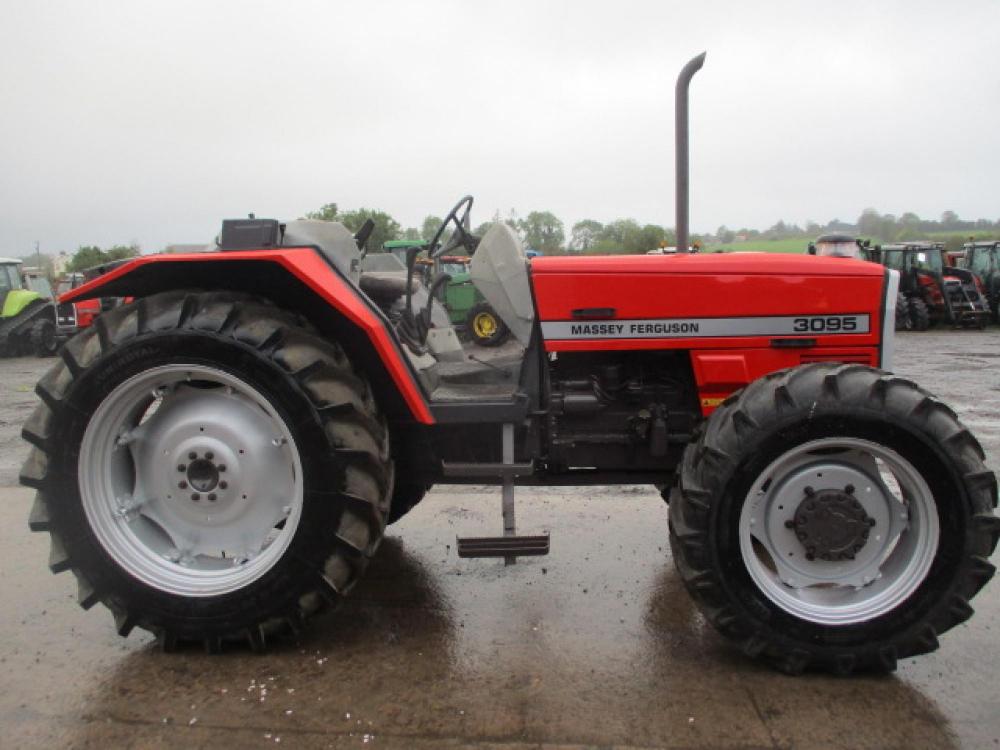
<box><xmin>61</xmin><ymin>248</ymin><xmax>435</xmax><ymax>424</ymax></box>
<box><xmin>2</xmin><ymin>288</ymin><xmax>42</xmax><ymax>318</ymax></box>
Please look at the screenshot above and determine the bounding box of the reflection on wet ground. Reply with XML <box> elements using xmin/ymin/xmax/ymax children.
<box><xmin>0</xmin><ymin>330</ymin><xmax>998</xmax><ymax>748</ymax></box>
<box><xmin>2</xmin><ymin>484</ymin><xmax>990</xmax><ymax>749</ymax></box>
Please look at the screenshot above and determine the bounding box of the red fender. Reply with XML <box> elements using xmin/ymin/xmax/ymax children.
<box><xmin>61</xmin><ymin>248</ymin><xmax>435</xmax><ymax>424</ymax></box>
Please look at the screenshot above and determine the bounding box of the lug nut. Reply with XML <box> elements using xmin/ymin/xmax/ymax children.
<box><xmin>219</xmin><ymin>481</ymin><xmax>228</xmax><ymax>490</ymax></box>
<box><xmin>784</xmin><ymin>519</ymin><xmax>795</xmax><ymax>529</ymax></box>
<box><xmin>178</xmin><ymin>481</ymin><xmax>188</xmax><ymax>489</ymax></box>
<box><xmin>206</xmin><ymin>451</ymin><xmax>214</xmax><ymax>460</ymax></box>
<box><xmin>208</xmin><ymin>493</ymin><xmax>217</xmax><ymax>502</ymax></box>
<box><xmin>218</xmin><ymin>464</ymin><xmax>226</xmax><ymax>472</ymax></box>
<box><xmin>845</xmin><ymin>484</ymin><xmax>855</xmax><ymax>494</ymax></box>
<box><xmin>804</xmin><ymin>486</ymin><xmax>815</xmax><ymax>496</ymax></box>
<box><xmin>191</xmin><ymin>493</ymin><xmax>200</xmax><ymax>502</ymax></box>
<box><xmin>868</xmin><ymin>518</ymin><xmax>876</xmax><ymax>527</ymax></box>
<box><xmin>188</xmin><ymin>451</ymin><xmax>197</xmax><ymax>460</ymax></box>
<box><xmin>177</xmin><ymin>464</ymin><xmax>186</xmax><ymax>472</ymax></box>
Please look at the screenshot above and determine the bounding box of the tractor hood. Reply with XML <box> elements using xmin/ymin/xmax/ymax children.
<box><xmin>530</xmin><ymin>252</ymin><xmax>893</xmax><ymax>363</ymax></box>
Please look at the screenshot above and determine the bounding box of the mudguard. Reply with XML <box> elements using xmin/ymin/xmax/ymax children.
<box><xmin>61</xmin><ymin>248</ymin><xmax>435</xmax><ymax>424</ymax></box>
<box><xmin>2</xmin><ymin>288</ymin><xmax>42</xmax><ymax>318</ymax></box>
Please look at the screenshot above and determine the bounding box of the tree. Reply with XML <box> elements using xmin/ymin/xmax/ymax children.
<box><xmin>518</xmin><ymin>211</ymin><xmax>565</xmax><ymax>254</ymax></box>
<box><xmin>857</xmin><ymin>208</ymin><xmax>882</xmax><ymax>239</ymax></box>
<box><xmin>637</xmin><ymin>224</ymin><xmax>669</xmax><ymax>252</ymax></box>
<box><xmin>717</xmin><ymin>225</ymin><xmax>736</xmax><ymax>244</ymax></box>
<box><xmin>941</xmin><ymin>210</ymin><xmax>959</xmax><ymax>229</ymax></box>
<box><xmin>570</xmin><ymin>220</ymin><xmax>604</xmax><ymax>252</ymax></box>
<box><xmin>337</xmin><ymin>208</ymin><xmax>401</xmax><ymax>252</ymax></box>
<box><xmin>66</xmin><ymin>244</ymin><xmax>140</xmax><ymax>273</ymax></box>
<box><xmin>302</xmin><ymin>203</ymin><xmax>401</xmax><ymax>250</ymax></box>
<box><xmin>304</xmin><ymin>203</ymin><xmax>339</xmax><ymax>222</ymax></box>
<box><xmin>401</xmin><ymin>227</ymin><xmax>421</xmax><ymax>241</ymax></box>
<box><xmin>421</xmin><ymin>215</ymin><xmax>444</xmax><ymax>242</ymax></box>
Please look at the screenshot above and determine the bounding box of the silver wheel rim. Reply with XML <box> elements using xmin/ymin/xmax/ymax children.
<box><xmin>739</xmin><ymin>437</ymin><xmax>939</xmax><ymax>625</ymax></box>
<box><xmin>79</xmin><ymin>364</ymin><xmax>304</xmax><ymax>597</ymax></box>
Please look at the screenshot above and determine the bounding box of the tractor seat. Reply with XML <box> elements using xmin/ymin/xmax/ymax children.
<box><xmin>358</xmin><ymin>271</ymin><xmax>420</xmax><ymax>305</ymax></box>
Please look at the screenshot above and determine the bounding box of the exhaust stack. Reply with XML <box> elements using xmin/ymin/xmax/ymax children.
<box><xmin>675</xmin><ymin>52</ymin><xmax>706</xmax><ymax>253</ymax></box>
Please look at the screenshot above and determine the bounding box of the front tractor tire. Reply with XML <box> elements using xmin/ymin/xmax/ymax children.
<box><xmin>21</xmin><ymin>291</ymin><xmax>392</xmax><ymax>651</ymax></box>
<box><xmin>30</xmin><ymin>315</ymin><xmax>59</xmax><ymax>357</ymax></box>
<box><xmin>669</xmin><ymin>363</ymin><xmax>998</xmax><ymax>674</ymax></box>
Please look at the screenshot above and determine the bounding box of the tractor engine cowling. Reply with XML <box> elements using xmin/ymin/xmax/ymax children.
<box><xmin>531</xmin><ymin>253</ymin><xmax>897</xmax><ymax>415</ymax></box>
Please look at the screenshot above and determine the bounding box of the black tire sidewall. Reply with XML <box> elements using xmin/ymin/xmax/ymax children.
<box><xmin>712</xmin><ymin>413</ymin><xmax>968</xmax><ymax>650</ymax></box>
<box><xmin>50</xmin><ymin>331</ymin><xmax>347</xmax><ymax>635</ymax></box>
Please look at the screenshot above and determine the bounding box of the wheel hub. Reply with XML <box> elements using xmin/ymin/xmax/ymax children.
<box><xmin>788</xmin><ymin>485</ymin><xmax>875</xmax><ymax>561</ymax></box>
<box><xmin>185</xmin><ymin>457</ymin><xmax>220</xmax><ymax>493</ymax></box>
<box><xmin>79</xmin><ymin>364</ymin><xmax>304</xmax><ymax>597</ymax></box>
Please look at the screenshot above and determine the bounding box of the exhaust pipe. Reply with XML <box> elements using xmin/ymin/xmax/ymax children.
<box><xmin>675</xmin><ymin>52</ymin><xmax>706</xmax><ymax>253</ymax></box>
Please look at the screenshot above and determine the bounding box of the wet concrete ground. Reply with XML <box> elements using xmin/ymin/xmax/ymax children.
<box><xmin>1</xmin><ymin>330</ymin><xmax>999</xmax><ymax>749</ymax></box>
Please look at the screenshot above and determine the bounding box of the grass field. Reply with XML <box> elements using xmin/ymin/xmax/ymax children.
<box><xmin>705</xmin><ymin>238</ymin><xmax>808</xmax><ymax>253</ymax></box>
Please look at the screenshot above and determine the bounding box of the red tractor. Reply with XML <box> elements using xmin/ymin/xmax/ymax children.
<box><xmin>55</xmin><ymin>273</ymin><xmax>103</xmax><ymax>337</ymax></box>
<box><xmin>22</xmin><ymin>54</ymin><xmax>997</xmax><ymax>673</ymax></box>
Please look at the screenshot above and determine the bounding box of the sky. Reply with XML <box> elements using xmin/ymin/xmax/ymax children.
<box><xmin>1</xmin><ymin>0</ymin><xmax>998</xmax><ymax>255</ymax></box>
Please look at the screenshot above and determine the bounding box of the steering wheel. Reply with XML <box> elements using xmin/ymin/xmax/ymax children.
<box><xmin>427</xmin><ymin>195</ymin><xmax>479</xmax><ymax>258</ymax></box>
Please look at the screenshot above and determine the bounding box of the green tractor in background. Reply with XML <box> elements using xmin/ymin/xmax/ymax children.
<box><xmin>0</xmin><ymin>258</ymin><xmax>60</xmax><ymax>357</ymax></box>
<box><xmin>382</xmin><ymin>239</ymin><xmax>510</xmax><ymax>346</ymax></box>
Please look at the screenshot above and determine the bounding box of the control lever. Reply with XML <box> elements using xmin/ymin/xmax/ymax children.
<box><xmin>421</xmin><ymin>272</ymin><xmax>452</xmax><ymax>333</ymax></box>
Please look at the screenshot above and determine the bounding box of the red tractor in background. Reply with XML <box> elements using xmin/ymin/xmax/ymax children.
<box><xmin>22</xmin><ymin>54</ymin><xmax>997</xmax><ymax>674</ymax></box>
<box><xmin>878</xmin><ymin>242</ymin><xmax>990</xmax><ymax>330</ymax></box>
<box><xmin>55</xmin><ymin>273</ymin><xmax>102</xmax><ymax>337</ymax></box>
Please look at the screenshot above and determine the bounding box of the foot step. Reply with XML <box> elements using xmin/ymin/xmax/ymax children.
<box><xmin>457</xmin><ymin>535</ymin><xmax>550</xmax><ymax>558</ymax></box>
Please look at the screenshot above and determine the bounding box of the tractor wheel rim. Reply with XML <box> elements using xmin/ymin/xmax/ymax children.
<box><xmin>738</xmin><ymin>437</ymin><xmax>938</xmax><ymax>625</ymax></box>
<box><xmin>474</xmin><ymin>312</ymin><xmax>497</xmax><ymax>337</ymax></box>
<box><xmin>79</xmin><ymin>364</ymin><xmax>304</xmax><ymax>597</ymax></box>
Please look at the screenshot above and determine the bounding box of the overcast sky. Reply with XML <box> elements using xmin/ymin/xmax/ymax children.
<box><xmin>2</xmin><ymin>0</ymin><xmax>998</xmax><ymax>255</ymax></box>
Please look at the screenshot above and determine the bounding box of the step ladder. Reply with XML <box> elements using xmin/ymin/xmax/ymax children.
<box><xmin>445</xmin><ymin>423</ymin><xmax>550</xmax><ymax>565</ymax></box>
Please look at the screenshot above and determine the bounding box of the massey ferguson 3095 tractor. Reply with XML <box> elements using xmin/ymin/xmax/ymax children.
<box><xmin>22</xmin><ymin>54</ymin><xmax>998</xmax><ymax>673</ymax></box>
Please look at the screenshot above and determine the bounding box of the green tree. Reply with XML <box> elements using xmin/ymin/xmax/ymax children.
<box><xmin>401</xmin><ymin>227</ymin><xmax>421</xmax><ymax>241</ymax></box>
<box><xmin>304</xmin><ymin>202</ymin><xmax>339</xmax><ymax>221</ymax></box>
<box><xmin>599</xmin><ymin>219</ymin><xmax>640</xmax><ymax>250</ymax></box>
<box><xmin>857</xmin><ymin>208</ymin><xmax>881</xmax><ymax>239</ymax></box>
<box><xmin>570</xmin><ymin>219</ymin><xmax>604</xmax><ymax>252</ymax></box>
<box><xmin>66</xmin><ymin>243</ymin><xmax>140</xmax><ymax>273</ymax></box>
<box><xmin>337</xmin><ymin>208</ymin><xmax>401</xmax><ymax>252</ymax></box>
<box><xmin>637</xmin><ymin>224</ymin><xmax>670</xmax><ymax>252</ymax></box>
<box><xmin>421</xmin><ymin>215</ymin><xmax>444</xmax><ymax>242</ymax></box>
<box><xmin>518</xmin><ymin>211</ymin><xmax>565</xmax><ymax>254</ymax></box>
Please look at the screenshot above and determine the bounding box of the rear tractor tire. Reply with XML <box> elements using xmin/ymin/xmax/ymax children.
<box><xmin>908</xmin><ymin>297</ymin><xmax>930</xmax><ymax>331</ymax></box>
<box><xmin>21</xmin><ymin>291</ymin><xmax>393</xmax><ymax>651</ymax></box>
<box><xmin>894</xmin><ymin>294</ymin><xmax>911</xmax><ymax>331</ymax></box>
<box><xmin>466</xmin><ymin>302</ymin><xmax>510</xmax><ymax>347</ymax></box>
<box><xmin>669</xmin><ymin>363</ymin><xmax>998</xmax><ymax>674</ymax></box>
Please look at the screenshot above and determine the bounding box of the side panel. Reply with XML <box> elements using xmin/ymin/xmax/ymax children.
<box><xmin>531</xmin><ymin>255</ymin><xmax>886</xmax><ymax>415</ymax></box>
<box><xmin>62</xmin><ymin>249</ymin><xmax>435</xmax><ymax>424</ymax></box>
